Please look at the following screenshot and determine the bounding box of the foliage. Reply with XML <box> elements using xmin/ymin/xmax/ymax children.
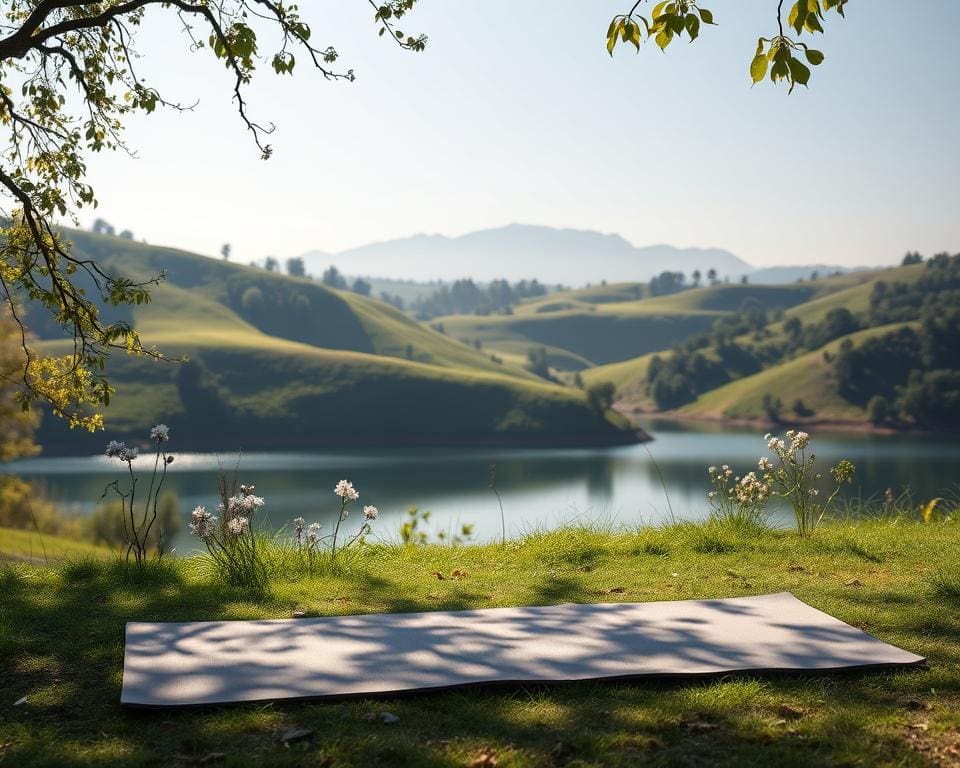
<box><xmin>286</xmin><ymin>257</ymin><xmax>306</xmax><ymax>277</ymax></box>
<box><xmin>586</xmin><ymin>381</ymin><xmax>616</xmax><ymax>413</ymax></box>
<box><xmin>0</xmin><ymin>0</ymin><xmax>425</xmax><ymax>427</ymax></box>
<box><xmin>648</xmin><ymin>271</ymin><xmax>687</xmax><ymax>297</ymax></box>
<box><xmin>0</xmin><ymin>306</ymin><xmax>39</xmax><ymax>460</ymax></box>
<box><xmin>607</xmin><ymin>0</ymin><xmax>845</xmax><ymax>92</ymax></box>
<box><xmin>101</xmin><ymin>424</ymin><xmax>175</xmax><ymax>568</ymax></box>
<box><xmin>413</xmin><ymin>278</ymin><xmax>546</xmax><ymax>319</ymax></box>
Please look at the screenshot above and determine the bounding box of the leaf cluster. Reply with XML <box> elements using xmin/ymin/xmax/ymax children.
<box><xmin>607</xmin><ymin>0</ymin><xmax>848</xmax><ymax>93</ymax></box>
<box><xmin>607</xmin><ymin>1</ymin><xmax>715</xmax><ymax>56</ymax></box>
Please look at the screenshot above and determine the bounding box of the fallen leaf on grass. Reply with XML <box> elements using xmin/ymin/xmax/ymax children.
<box><xmin>776</xmin><ymin>704</ymin><xmax>805</xmax><ymax>720</ymax></box>
<box><xmin>904</xmin><ymin>698</ymin><xmax>927</xmax><ymax>711</ymax></box>
<box><xmin>682</xmin><ymin>719</ymin><xmax>719</xmax><ymax>733</ymax></box>
<box><xmin>468</xmin><ymin>748</ymin><xmax>498</xmax><ymax>767</ymax></box>
<box><xmin>431</xmin><ymin>571</ymin><xmax>446</xmax><ymax>580</ymax></box>
<box><xmin>291</xmin><ymin>610</ymin><xmax>305</xmax><ymax>618</ymax></box>
<box><xmin>279</xmin><ymin>728</ymin><xmax>313</xmax><ymax>745</ymax></box>
<box><xmin>597</xmin><ymin>587</ymin><xmax>627</xmax><ymax>595</ymax></box>
<box><xmin>450</xmin><ymin>569</ymin><xmax>469</xmax><ymax>579</ymax></box>
<box><xmin>197</xmin><ymin>753</ymin><xmax>227</xmax><ymax>764</ymax></box>
<box><xmin>787</xmin><ymin>565</ymin><xmax>806</xmax><ymax>572</ymax></box>
<box><xmin>844</xmin><ymin>578</ymin><xmax>863</xmax><ymax>587</ymax></box>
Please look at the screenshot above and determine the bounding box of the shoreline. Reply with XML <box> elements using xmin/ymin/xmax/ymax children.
<box><xmin>616</xmin><ymin>404</ymin><xmax>917</xmax><ymax>436</ymax></box>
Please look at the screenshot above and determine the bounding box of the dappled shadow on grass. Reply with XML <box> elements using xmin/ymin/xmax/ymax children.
<box><xmin>0</xmin><ymin>541</ymin><xmax>957</xmax><ymax>767</ymax></box>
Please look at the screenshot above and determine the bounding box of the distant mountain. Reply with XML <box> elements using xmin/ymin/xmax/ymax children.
<box><xmin>301</xmin><ymin>223</ymin><xmax>752</xmax><ymax>285</ymax></box>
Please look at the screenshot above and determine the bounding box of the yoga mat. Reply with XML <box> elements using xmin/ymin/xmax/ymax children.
<box><xmin>121</xmin><ymin>592</ymin><xmax>924</xmax><ymax>707</ymax></box>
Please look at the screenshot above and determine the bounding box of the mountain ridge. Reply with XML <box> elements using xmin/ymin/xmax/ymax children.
<box><xmin>301</xmin><ymin>223</ymin><xmax>753</xmax><ymax>285</ymax></box>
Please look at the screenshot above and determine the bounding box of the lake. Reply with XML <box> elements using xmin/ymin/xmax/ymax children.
<box><xmin>4</xmin><ymin>420</ymin><xmax>958</xmax><ymax>551</ymax></box>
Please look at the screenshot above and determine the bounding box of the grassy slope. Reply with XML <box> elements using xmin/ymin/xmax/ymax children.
<box><xmin>2</xmin><ymin>520</ymin><xmax>959</xmax><ymax>767</ymax></box>
<box><xmin>577</xmin><ymin>268</ymin><xmax>922</xmax><ymax>421</ymax></box>
<box><xmin>680</xmin><ymin>323</ymin><xmax>918</xmax><ymax>423</ymax></box>
<box><xmin>0</xmin><ymin>526</ymin><xmax>111</xmax><ymax>563</ymax></box>
<box><xmin>33</xmin><ymin>232</ymin><xmax>639</xmax><ymax>449</ymax></box>
<box><xmin>438</xmin><ymin>281</ymin><xmax>860</xmax><ymax>371</ymax></box>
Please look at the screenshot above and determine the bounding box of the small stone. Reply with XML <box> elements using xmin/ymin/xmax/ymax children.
<box><xmin>197</xmin><ymin>753</ymin><xmax>227</xmax><ymax>764</ymax></box>
<box><xmin>13</xmin><ymin>696</ymin><xmax>27</xmax><ymax>706</ymax></box>
<box><xmin>279</xmin><ymin>727</ymin><xmax>313</xmax><ymax>744</ymax></box>
<box><xmin>360</xmin><ymin>712</ymin><xmax>377</xmax><ymax>721</ymax></box>
<box><xmin>380</xmin><ymin>712</ymin><xmax>400</xmax><ymax>725</ymax></box>
<box><xmin>291</xmin><ymin>610</ymin><xmax>305</xmax><ymax>618</ymax></box>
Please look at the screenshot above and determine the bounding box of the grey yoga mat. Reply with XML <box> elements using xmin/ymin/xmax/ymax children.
<box><xmin>121</xmin><ymin>592</ymin><xmax>924</xmax><ymax>707</ymax></box>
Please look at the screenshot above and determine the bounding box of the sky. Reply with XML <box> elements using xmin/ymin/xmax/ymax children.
<box><xmin>77</xmin><ymin>0</ymin><xmax>960</xmax><ymax>270</ymax></box>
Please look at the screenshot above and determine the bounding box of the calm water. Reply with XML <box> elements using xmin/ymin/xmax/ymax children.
<box><xmin>4</xmin><ymin>420</ymin><xmax>959</xmax><ymax>551</ymax></box>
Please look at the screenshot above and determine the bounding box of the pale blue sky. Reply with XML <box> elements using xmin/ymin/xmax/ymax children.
<box><xmin>82</xmin><ymin>0</ymin><xmax>959</xmax><ymax>270</ymax></box>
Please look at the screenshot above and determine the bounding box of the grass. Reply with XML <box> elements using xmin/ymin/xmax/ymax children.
<box><xmin>33</xmin><ymin>230</ymin><xmax>641</xmax><ymax>452</ymax></box>
<box><xmin>680</xmin><ymin>322</ymin><xmax>918</xmax><ymax>424</ymax></box>
<box><xmin>2</xmin><ymin>519</ymin><xmax>959</xmax><ymax>767</ymax></box>
<box><xmin>0</xmin><ymin>526</ymin><xmax>112</xmax><ymax>563</ymax></box>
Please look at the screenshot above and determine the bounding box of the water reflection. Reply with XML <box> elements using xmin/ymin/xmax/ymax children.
<box><xmin>3</xmin><ymin>420</ymin><xmax>958</xmax><ymax>550</ymax></box>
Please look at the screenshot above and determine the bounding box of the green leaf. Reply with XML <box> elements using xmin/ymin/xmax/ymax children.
<box><xmin>804</xmin><ymin>13</ymin><xmax>824</xmax><ymax>33</ymax></box>
<box><xmin>698</xmin><ymin>7</ymin><xmax>715</xmax><ymax>24</ymax></box>
<box><xmin>607</xmin><ymin>19</ymin><xmax>622</xmax><ymax>56</ymax></box>
<box><xmin>789</xmin><ymin>2</ymin><xmax>806</xmax><ymax>35</ymax></box>
<box><xmin>750</xmin><ymin>52</ymin><xmax>769</xmax><ymax>84</ymax></box>
<box><xmin>655</xmin><ymin>27</ymin><xmax>673</xmax><ymax>50</ymax></box>
<box><xmin>805</xmin><ymin>48</ymin><xmax>824</xmax><ymax>65</ymax></box>
<box><xmin>685</xmin><ymin>14</ymin><xmax>700</xmax><ymax>41</ymax></box>
<box><xmin>787</xmin><ymin>56</ymin><xmax>811</xmax><ymax>88</ymax></box>
<box><xmin>652</xmin><ymin>1</ymin><xmax>669</xmax><ymax>19</ymax></box>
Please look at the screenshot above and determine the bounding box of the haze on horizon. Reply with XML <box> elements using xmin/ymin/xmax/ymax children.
<box><xmin>81</xmin><ymin>0</ymin><xmax>959</xmax><ymax>271</ymax></box>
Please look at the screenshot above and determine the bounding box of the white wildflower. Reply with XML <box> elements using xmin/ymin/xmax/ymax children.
<box><xmin>149</xmin><ymin>424</ymin><xmax>170</xmax><ymax>442</ymax></box>
<box><xmin>758</xmin><ymin>457</ymin><xmax>773</xmax><ymax>471</ymax></box>
<box><xmin>189</xmin><ymin>506</ymin><xmax>216</xmax><ymax>539</ymax></box>
<box><xmin>708</xmin><ymin>466</ymin><xmax>717</xmax><ymax>475</ymax></box>
<box><xmin>363</xmin><ymin>505</ymin><xmax>379</xmax><ymax>520</ymax></box>
<box><xmin>792</xmin><ymin>431</ymin><xmax>810</xmax><ymax>449</ymax></box>
<box><xmin>227</xmin><ymin>516</ymin><xmax>249</xmax><ymax>536</ymax></box>
<box><xmin>293</xmin><ymin>517</ymin><xmax>305</xmax><ymax>534</ymax></box>
<box><xmin>306</xmin><ymin>522</ymin><xmax>322</xmax><ymax>546</ymax></box>
<box><xmin>105</xmin><ymin>440</ymin><xmax>138</xmax><ymax>462</ymax></box>
<box><xmin>334</xmin><ymin>479</ymin><xmax>359</xmax><ymax>501</ymax></box>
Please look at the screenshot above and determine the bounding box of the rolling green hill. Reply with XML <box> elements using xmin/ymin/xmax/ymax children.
<box><xmin>679</xmin><ymin>323</ymin><xmax>918</xmax><ymax>424</ymax></box>
<box><xmin>31</xmin><ymin>232</ymin><xmax>643</xmax><ymax>451</ymax></box>
<box><xmin>436</xmin><ymin>278</ymin><xmax>861</xmax><ymax>371</ymax></box>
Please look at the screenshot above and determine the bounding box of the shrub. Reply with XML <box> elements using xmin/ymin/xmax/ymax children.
<box><xmin>586</xmin><ymin>381</ymin><xmax>616</xmax><ymax>413</ymax></box>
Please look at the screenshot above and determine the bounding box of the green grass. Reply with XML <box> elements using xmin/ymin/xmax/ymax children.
<box><xmin>2</xmin><ymin>519</ymin><xmax>958</xmax><ymax>767</ymax></box>
<box><xmin>680</xmin><ymin>323</ymin><xmax>918</xmax><ymax>423</ymax></box>
<box><xmin>33</xmin><ymin>231</ymin><xmax>640</xmax><ymax>451</ymax></box>
<box><xmin>438</xmin><ymin>281</ymin><xmax>864</xmax><ymax>372</ymax></box>
<box><xmin>0</xmin><ymin>526</ymin><xmax>112</xmax><ymax>563</ymax></box>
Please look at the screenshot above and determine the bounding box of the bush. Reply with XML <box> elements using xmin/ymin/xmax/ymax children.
<box><xmin>586</xmin><ymin>381</ymin><xmax>616</xmax><ymax>413</ymax></box>
<box><xmin>866</xmin><ymin>395</ymin><xmax>893</xmax><ymax>426</ymax></box>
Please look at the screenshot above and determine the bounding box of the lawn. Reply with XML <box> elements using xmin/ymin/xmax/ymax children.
<box><xmin>2</xmin><ymin>519</ymin><xmax>959</xmax><ymax>767</ymax></box>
